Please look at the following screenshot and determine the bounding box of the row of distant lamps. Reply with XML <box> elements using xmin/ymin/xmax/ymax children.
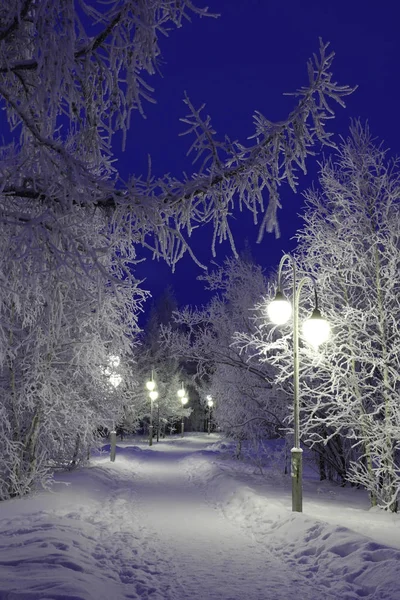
<box><xmin>146</xmin><ymin>375</ymin><xmax>189</xmax><ymax>446</ymax></box>
<box><xmin>106</xmin><ymin>361</ymin><xmax>193</xmax><ymax>453</ymax></box>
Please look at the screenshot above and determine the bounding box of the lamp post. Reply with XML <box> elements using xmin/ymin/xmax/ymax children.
<box><xmin>108</xmin><ymin>355</ymin><xmax>122</xmax><ymax>462</ymax></box>
<box><xmin>156</xmin><ymin>402</ymin><xmax>160</xmax><ymax>442</ymax></box>
<box><xmin>206</xmin><ymin>395</ymin><xmax>213</xmax><ymax>434</ymax></box>
<box><xmin>267</xmin><ymin>254</ymin><xmax>330</xmax><ymax>512</ymax></box>
<box><xmin>146</xmin><ymin>373</ymin><xmax>158</xmax><ymax>447</ymax></box>
<box><xmin>178</xmin><ymin>384</ymin><xmax>188</xmax><ymax>437</ymax></box>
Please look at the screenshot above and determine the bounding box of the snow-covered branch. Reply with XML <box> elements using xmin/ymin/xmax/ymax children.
<box><xmin>0</xmin><ymin>1</ymin><xmax>354</xmax><ymax>275</ymax></box>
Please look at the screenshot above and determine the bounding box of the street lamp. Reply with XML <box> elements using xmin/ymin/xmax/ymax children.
<box><xmin>146</xmin><ymin>371</ymin><xmax>158</xmax><ymax>446</ymax></box>
<box><xmin>178</xmin><ymin>384</ymin><xmax>188</xmax><ymax>437</ymax></box>
<box><xmin>267</xmin><ymin>254</ymin><xmax>330</xmax><ymax>512</ymax></box>
<box><xmin>148</xmin><ymin>389</ymin><xmax>159</xmax><ymax>446</ymax></box>
<box><xmin>206</xmin><ymin>395</ymin><xmax>214</xmax><ymax>434</ymax></box>
<box><xmin>108</xmin><ymin>355</ymin><xmax>121</xmax><ymax>463</ymax></box>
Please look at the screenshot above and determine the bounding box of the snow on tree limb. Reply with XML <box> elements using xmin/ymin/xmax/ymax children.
<box><xmin>0</xmin><ymin>2</ymin><xmax>354</xmax><ymax>277</ymax></box>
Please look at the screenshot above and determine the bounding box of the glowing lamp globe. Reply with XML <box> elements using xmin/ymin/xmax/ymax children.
<box><xmin>146</xmin><ymin>380</ymin><xmax>156</xmax><ymax>391</ymax></box>
<box><xmin>267</xmin><ymin>292</ymin><xmax>292</xmax><ymax>325</ymax></box>
<box><xmin>181</xmin><ymin>396</ymin><xmax>188</xmax><ymax>406</ymax></box>
<box><xmin>109</xmin><ymin>355</ymin><xmax>120</xmax><ymax>368</ymax></box>
<box><xmin>110</xmin><ymin>373</ymin><xmax>122</xmax><ymax>388</ymax></box>
<box><xmin>207</xmin><ymin>397</ymin><xmax>213</xmax><ymax>408</ymax></box>
<box><xmin>149</xmin><ymin>390</ymin><xmax>159</xmax><ymax>401</ymax></box>
<box><xmin>302</xmin><ymin>309</ymin><xmax>330</xmax><ymax>348</ymax></box>
<box><xmin>177</xmin><ymin>387</ymin><xmax>185</xmax><ymax>398</ymax></box>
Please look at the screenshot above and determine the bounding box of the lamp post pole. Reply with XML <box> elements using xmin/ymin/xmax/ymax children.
<box><xmin>181</xmin><ymin>396</ymin><xmax>188</xmax><ymax>437</ymax></box>
<box><xmin>268</xmin><ymin>254</ymin><xmax>330</xmax><ymax>513</ymax></box>
<box><xmin>292</xmin><ymin>267</ymin><xmax>303</xmax><ymax>513</ymax></box>
<box><xmin>108</xmin><ymin>355</ymin><xmax>122</xmax><ymax>463</ymax></box>
<box><xmin>149</xmin><ymin>397</ymin><xmax>154</xmax><ymax>446</ymax></box>
<box><xmin>178</xmin><ymin>384</ymin><xmax>188</xmax><ymax>438</ymax></box>
<box><xmin>110</xmin><ymin>429</ymin><xmax>117</xmax><ymax>462</ymax></box>
<box><xmin>156</xmin><ymin>402</ymin><xmax>160</xmax><ymax>443</ymax></box>
<box><xmin>146</xmin><ymin>372</ymin><xmax>158</xmax><ymax>447</ymax></box>
<box><xmin>206</xmin><ymin>396</ymin><xmax>213</xmax><ymax>434</ymax></box>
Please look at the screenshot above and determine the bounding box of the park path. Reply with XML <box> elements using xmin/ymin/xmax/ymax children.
<box><xmin>89</xmin><ymin>435</ymin><xmax>335</xmax><ymax>600</ymax></box>
<box><xmin>0</xmin><ymin>435</ymin><xmax>375</xmax><ymax>600</ymax></box>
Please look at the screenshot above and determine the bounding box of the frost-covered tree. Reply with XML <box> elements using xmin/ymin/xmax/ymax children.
<box><xmin>295</xmin><ymin>123</ymin><xmax>400</xmax><ymax>511</ymax></box>
<box><xmin>237</xmin><ymin>123</ymin><xmax>400</xmax><ymax>511</ymax></box>
<box><xmin>0</xmin><ymin>215</ymin><xmax>144</xmax><ymax>498</ymax></box>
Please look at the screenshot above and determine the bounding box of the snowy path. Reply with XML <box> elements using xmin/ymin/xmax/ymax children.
<box><xmin>0</xmin><ymin>435</ymin><xmax>399</xmax><ymax>599</ymax></box>
<box><xmin>117</xmin><ymin>441</ymin><xmax>318</xmax><ymax>600</ymax></box>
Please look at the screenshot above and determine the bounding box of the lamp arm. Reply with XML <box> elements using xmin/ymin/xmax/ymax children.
<box><xmin>314</xmin><ymin>286</ymin><xmax>319</xmax><ymax>311</ymax></box>
<box><xmin>295</xmin><ymin>275</ymin><xmax>320</xmax><ymax>313</ymax></box>
<box><xmin>295</xmin><ymin>275</ymin><xmax>315</xmax><ymax>307</ymax></box>
<box><xmin>277</xmin><ymin>254</ymin><xmax>319</xmax><ymax>309</ymax></box>
<box><xmin>276</xmin><ymin>253</ymin><xmax>296</xmax><ymax>292</ymax></box>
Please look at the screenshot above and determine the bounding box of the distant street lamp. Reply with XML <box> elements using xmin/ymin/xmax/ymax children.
<box><xmin>267</xmin><ymin>254</ymin><xmax>330</xmax><ymax>513</ymax></box>
<box><xmin>108</xmin><ymin>355</ymin><xmax>122</xmax><ymax>462</ymax></box>
<box><xmin>146</xmin><ymin>372</ymin><xmax>158</xmax><ymax>447</ymax></box>
<box><xmin>178</xmin><ymin>384</ymin><xmax>188</xmax><ymax>437</ymax></box>
<box><xmin>206</xmin><ymin>395</ymin><xmax>214</xmax><ymax>435</ymax></box>
<box><xmin>146</xmin><ymin>376</ymin><xmax>156</xmax><ymax>392</ymax></box>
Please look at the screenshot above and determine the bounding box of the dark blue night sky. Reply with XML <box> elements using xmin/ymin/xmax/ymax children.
<box><xmin>115</xmin><ymin>0</ymin><xmax>399</xmax><ymax>311</ymax></box>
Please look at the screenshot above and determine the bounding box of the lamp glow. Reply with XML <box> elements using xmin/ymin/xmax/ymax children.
<box><xmin>109</xmin><ymin>373</ymin><xmax>122</xmax><ymax>388</ymax></box>
<box><xmin>177</xmin><ymin>387</ymin><xmax>185</xmax><ymax>398</ymax></box>
<box><xmin>149</xmin><ymin>390</ymin><xmax>159</xmax><ymax>401</ymax></box>
<box><xmin>207</xmin><ymin>397</ymin><xmax>213</xmax><ymax>408</ymax></box>
<box><xmin>302</xmin><ymin>308</ymin><xmax>330</xmax><ymax>348</ymax></box>
<box><xmin>181</xmin><ymin>396</ymin><xmax>188</xmax><ymax>406</ymax></box>
<box><xmin>146</xmin><ymin>380</ymin><xmax>155</xmax><ymax>391</ymax></box>
<box><xmin>267</xmin><ymin>292</ymin><xmax>292</xmax><ymax>325</ymax></box>
<box><xmin>109</xmin><ymin>355</ymin><xmax>120</xmax><ymax>368</ymax></box>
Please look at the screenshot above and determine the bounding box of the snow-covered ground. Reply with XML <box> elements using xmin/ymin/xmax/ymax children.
<box><xmin>0</xmin><ymin>434</ymin><xmax>399</xmax><ymax>600</ymax></box>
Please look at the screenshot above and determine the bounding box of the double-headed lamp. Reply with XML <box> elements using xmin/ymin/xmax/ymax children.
<box><xmin>267</xmin><ymin>291</ymin><xmax>292</xmax><ymax>325</ymax></box>
<box><xmin>207</xmin><ymin>396</ymin><xmax>213</xmax><ymax>408</ymax></box>
<box><xmin>302</xmin><ymin>308</ymin><xmax>330</xmax><ymax>348</ymax></box>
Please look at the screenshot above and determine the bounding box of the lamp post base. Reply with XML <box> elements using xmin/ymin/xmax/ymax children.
<box><xmin>181</xmin><ymin>420</ymin><xmax>184</xmax><ymax>438</ymax></box>
<box><xmin>149</xmin><ymin>425</ymin><xmax>153</xmax><ymax>447</ymax></box>
<box><xmin>291</xmin><ymin>447</ymin><xmax>303</xmax><ymax>512</ymax></box>
<box><xmin>110</xmin><ymin>430</ymin><xmax>117</xmax><ymax>462</ymax></box>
